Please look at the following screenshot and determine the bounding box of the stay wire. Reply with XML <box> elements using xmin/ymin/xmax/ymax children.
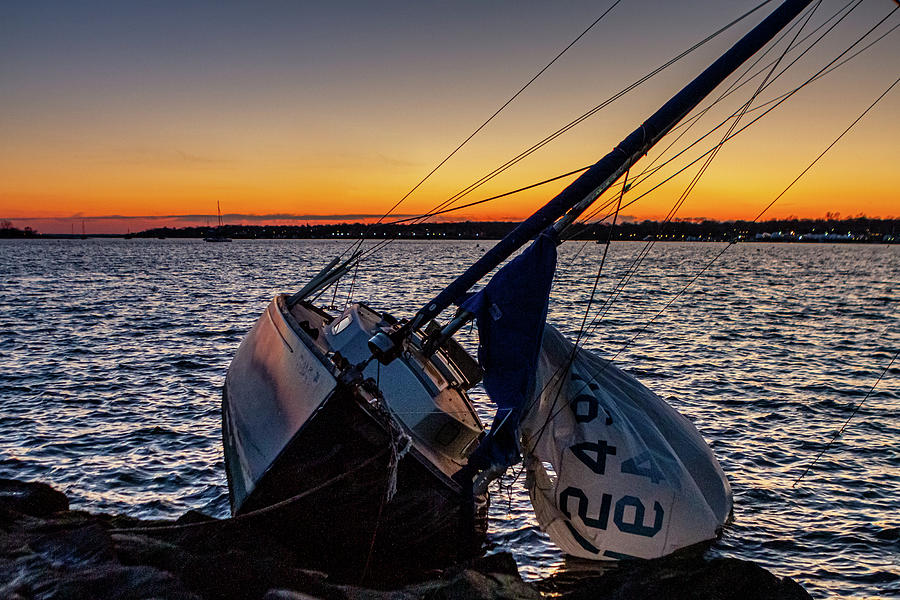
<box><xmin>353</xmin><ymin>166</ymin><xmax>593</xmax><ymax>264</ymax></box>
<box><xmin>529</xmin><ymin>3</ymin><xmax>833</xmax><ymax>442</ymax></box>
<box><xmin>408</xmin><ymin>0</ymin><xmax>776</xmax><ymax>229</ymax></box>
<box><xmin>646</xmin><ymin>0</ymin><xmax>857</xmax><ymax>170</ymax></box>
<box><xmin>579</xmin><ymin>4</ymin><xmax>897</xmax><ymax>237</ymax></box>
<box><xmin>520</xmin><ymin>170</ymin><xmax>629</xmax><ymax>456</ymax></box>
<box><xmin>506</xmin><ymin>0</ymin><xmax>866</xmax><ymax>435</ymax></box>
<box><xmin>340</xmin><ymin>0</ymin><xmax>623</xmax><ymax>262</ymax></box>
<box><xmin>538</xmin><ymin>3</ymin><xmax>900</xmax><ymax>439</ymax></box>
<box><xmin>793</xmin><ymin>346</ymin><xmax>898</xmax><ymax>488</ymax></box>
<box><xmin>576</xmin><ymin>0</ymin><xmax>864</xmax><ymax>233</ymax></box>
<box><xmin>634</xmin><ymin>0</ymin><xmax>831</xmax><ymax>182</ymax></box>
<box><xmin>592</xmin><ymin>45</ymin><xmax>897</xmax><ymax>364</ymax></box>
<box><xmin>533</xmin><ymin>66</ymin><xmax>900</xmax><ymax>443</ymax></box>
<box><xmin>338</xmin><ymin>0</ymin><xmax>775</xmax><ymax>274</ymax></box>
<box><xmin>557</xmin><ymin>0</ymin><xmax>853</xmax><ymax>322</ymax></box>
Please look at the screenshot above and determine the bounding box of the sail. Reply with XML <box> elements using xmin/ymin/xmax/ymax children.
<box><xmin>521</xmin><ymin>325</ymin><xmax>732</xmax><ymax>560</ymax></box>
<box><xmin>461</xmin><ymin>231</ymin><xmax>557</xmax><ymax>469</ymax></box>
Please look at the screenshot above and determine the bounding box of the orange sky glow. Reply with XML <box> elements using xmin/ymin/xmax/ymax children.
<box><xmin>1</xmin><ymin>2</ymin><xmax>897</xmax><ymax>234</ymax></box>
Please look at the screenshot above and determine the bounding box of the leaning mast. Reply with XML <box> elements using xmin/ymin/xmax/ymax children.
<box><xmin>368</xmin><ymin>0</ymin><xmax>816</xmax><ymax>362</ymax></box>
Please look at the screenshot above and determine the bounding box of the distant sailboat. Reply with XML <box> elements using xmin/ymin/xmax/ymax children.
<box><xmin>204</xmin><ymin>200</ymin><xmax>232</xmax><ymax>242</ymax></box>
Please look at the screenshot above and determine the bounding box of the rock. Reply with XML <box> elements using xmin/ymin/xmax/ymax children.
<box><xmin>36</xmin><ymin>564</ymin><xmax>200</xmax><ymax>600</ymax></box>
<box><xmin>264</xmin><ymin>591</ymin><xmax>327</xmax><ymax>600</ymax></box>
<box><xmin>0</xmin><ymin>479</ymin><xmax>69</xmax><ymax>517</ymax></box>
<box><xmin>548</xmin><ymin>556</ymin><xmax>812</xmax><ymax>600</ymax></box>
<box><xmin>417</xmin><ymin>569</ymin><xmax>541</xmax><ymax>600</ymax></box>
<box><xmin>175</xmin><ymin>510</ymin><xmax>217</xmax><ymax>525</ymax></box>
<box><xmin>0</xmin><ymin>479</ymin><xmax>815</xmax><ymax>600</ymax></box>
<box><xmin>112</xmin><ymin>532</ymin><xmax>195</xmax><ymax>573</ymax></box>
<box><xmin>451</xmin><ymin>552</ymin><xmax>521</xmax><ymax>578</ymax></box>
<box><xmin>29</xmin><ymin>521</ymin><xmax>116</xmax><ymax>567</ymax></box>
<box><xmin>112</xmin><ymin>530</ymin><xmax>334</xmax><ymax>600</ymax></box>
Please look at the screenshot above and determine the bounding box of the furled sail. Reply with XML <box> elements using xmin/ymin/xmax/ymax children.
<box><xmin>521</xmin><ymin>325</ymin><xmax>733</xmax><ymax>560</ymax></box>
<box><xmin>461</xmin><ymin>231</ymin><xmax>558</xmax><ymax>472</ymax></box>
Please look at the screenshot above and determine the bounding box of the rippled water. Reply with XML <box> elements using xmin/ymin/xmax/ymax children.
<box><xmin>1</xmin><ymin>239</ymin><xmax>897</xmax><ymax>598</ymax></box>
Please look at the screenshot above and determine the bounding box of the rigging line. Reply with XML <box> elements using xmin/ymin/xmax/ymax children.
<box><xmin>553</xmin><ymin>194</ymin><xmax>623</xmax><ymax>242</ymax></box>
<box><xmin>560</xmin><ymin>10</ymin><xmax>896</xmax><ymax>266</ymax></box>
<box><xmin>587</xmin><ymin>0</ymin><xmax>869</xmax><ymax>220</ymax></box>
<box><xmin>323</xmin><ymin>1</ymin><xmax>776</xmax><ymax>277</ymax></box>
<box><xmin>340</xmin><ymin>0</ymin><xmax>778</xmax><ymax>279</ymax></box>
<box><xmin>581</xmin><ymin>66</ymin><xmax>898</xmax><ymax>344</ymax></box>
<box><xmin>530</xmin><ymin>5</ymin><xmax>826</xmax><ymax>437</ymax></box>
<box><xmin>344</xmin><ymin>254</ymin><xmax>362</xmax><ymax>306</ymax></box>
<box><xmin>593</xmin><ymin>0</ymin><xmax>865</xmax><ymax>219</ymax></box>
<box><xmin>531</xmin><ymin>9</ymin><xmax>897</xmax><ymax>244</ymax></box>
<box><xmin>662</xmin><ymin>0</ymin><xmax>856</xmax><ymax>142</ymax></box>
<box><xmin>339</xmin><ymin>0</ymin><xmax>623</xmax><ymax>262</ymax></box>
<box><xmin>793</xmin><ymin>346</ymin><xmax>899</xmax><ymax>488</ymax></box>
<box><xmin>378</xmin><ymin>167</ymin><xmax>592</xmax><ymax>227</ymax></box>
<box><xmin>314</xmin><ymin>2</ymin><xmax>891</xmax><ymax>303</ymax></box>
<box><xmin>409</xmin><ymin>0</ymin><xmax>777</xmax><ymax>225</ymax></box>
<box><xmin>530</xmin><ymin>70</ymin><xmax>900</xmax><ymax>443</ymax></box>
<box><xmin>352</xmin><ymin>166</ymin><xmax>594</xmax><ymax>264</ymax></box>
<box><xmin>636</xmin><ymin>0</ymin><xmax>833</xmax><ymax>178</ymax></box>
<box><xmin>557</xmin><ymin>10</ymin><xmax>811</xmax><ymax>402</ymax></box>
<box><xmin>576</xmin><ymin>170</ymin><xmax>629</xmax><ymax>349</ymax></box>
<box><xmin>750</xmin><ymin>73</ymin><xmax>900</xmax><ymax>223</ymax></box>
<box><xmin>359</xmin><ymin>0</ymin><xmax>776</xmax><ymax>249</ymax></box>
<box><xmin>598</xmin><ymin>71</ymin><xmax>900</xmax><ymax>386</ymax></box>
<box><xmin>661</xmin><ymin>0</ymin><xmax>811</xmax><ymax>224</ymax></box>
<box><xmin>578</xmin><ymin>5</ymin><xmax>898</xmax><ymax>235</ymax></box>
<box><xmin>522</xmin><ymin>170</ymin><xmax>629</xmax><ymax>451</ymax></box>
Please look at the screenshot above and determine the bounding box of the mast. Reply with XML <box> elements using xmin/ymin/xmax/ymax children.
<box><xmin>440</xmin><ymin>0</ymin><xmax>813</xmax><ymax>312</ymax></box>
<box><xmin>366</xmin><ymin>0</ymin><xmax>815</xmax><ymax>363</ymax></box>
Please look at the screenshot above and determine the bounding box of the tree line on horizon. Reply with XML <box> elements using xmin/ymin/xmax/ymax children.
<box><xmin>2</xmin><ymin>216</ymin><xmax>897</xmax><ymax>242</ymax></box>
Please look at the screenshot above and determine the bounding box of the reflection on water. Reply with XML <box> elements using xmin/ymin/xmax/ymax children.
<box><xmin>0</xmin><ymin>239</ymin><xmax>897</xmax><ymax>598</ymax></box>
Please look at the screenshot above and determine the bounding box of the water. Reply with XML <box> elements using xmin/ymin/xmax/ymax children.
<box><xmin>1</xmin><ymin>239</ymin><xmax>897</xmax><ymax>598</ymax></box>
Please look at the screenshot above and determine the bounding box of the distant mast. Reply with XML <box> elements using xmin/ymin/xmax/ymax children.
<box><xmin>205</xmin><ymin>200</ymin><xmax>232</xmax><ymax>242</ymax></box>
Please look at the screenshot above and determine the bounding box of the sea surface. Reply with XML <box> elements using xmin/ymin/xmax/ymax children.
<box><xmin>0</xmin><ymin>238</ymin><xmax>897</xmax><ymax>598</ymax></box>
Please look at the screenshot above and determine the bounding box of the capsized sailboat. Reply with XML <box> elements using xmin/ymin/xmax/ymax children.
<box><xmin>221</xmin><ymin>0</ymin><xmax>813</xmax><ymax>581</ymax></box>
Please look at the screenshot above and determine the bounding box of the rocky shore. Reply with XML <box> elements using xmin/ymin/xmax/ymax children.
<box><xmin>1</xmin><ymin>479</ymin><xmax>812</xmax><ymax>600</ymax></box>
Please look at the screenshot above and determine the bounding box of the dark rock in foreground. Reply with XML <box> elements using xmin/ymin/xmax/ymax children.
<box><xmin>0</xmin><ymin>479</ymin><xmax>811</xmax><ymax>600</ymax></box>
<box><xmin>537</xmin><ymin>555</ymin><xmax>811</xmax><ymax>600</ymax></box>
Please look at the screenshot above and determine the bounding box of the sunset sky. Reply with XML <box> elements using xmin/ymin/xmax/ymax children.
<box><xmin>2</xmin><ymin>1</ymin><xmax>897</xmax><ymax>234</ymax></box>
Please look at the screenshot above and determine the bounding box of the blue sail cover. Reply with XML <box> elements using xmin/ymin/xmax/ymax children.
<box><xmin>461</xmin><ymin>231</ymin><xmax>558</xmax><ymax>468</ymax></box>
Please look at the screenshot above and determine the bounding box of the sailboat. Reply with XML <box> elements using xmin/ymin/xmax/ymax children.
<box><xmin>220</xmin><ymin>0</ymin><xmax>820</xmax><ymax>581</ymax></box>
<box><xmin>204</xmin><ymin>200</ymin><xmax>232</xmax><ymax>242</ymax></box>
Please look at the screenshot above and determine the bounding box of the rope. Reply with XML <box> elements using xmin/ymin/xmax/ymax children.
<box><xmin>312</xmin><ymin>0</ymin><xmax>774</xmax><ymax>286</ymax></box>
<box><xmin>396</xmin><ymin>0</ymin><xmax>776</xmax><ymax>232</ymax></box>
<box><xmin>113</xmin><ymin>449</ymin><xmax>389</xmax><ymax>535</ymax></box>
<box><xmin>579</xmin><ymin>1</ymin><xmax>896</xmax><ymax>230</ymax></box>
<box><xmin>793</xmin><ymin>346</ymin><xmax>898</xmax><ymax>487</ymax></box>
<box><xmin>473</xmin><ymin>0</ymin><xmax>898</xmax><ymax>450</ymax></box>
<box><xmin>573</xmin><ymin>3</ymin><xmax>897</xmax><ymax>335</ymax></box>
<box><xmin>338</xmin><ymin>1</ymin><xmax>623</xmax><ymax>264</ymax></box>
<box><xmin>522</xmin><ymin>4</ymin><xmax>897</xmax><ymax>436</ymax></box>
<box><xmin>586</xmin><ymin>0</ymin><xmax>823</xmax><ymax>340</ymax></box>
<box><xmin>528</xmin><ymin>66</ymin><xmax>900</xmax><ymax>445</ymax></box>
<box><xmin>522</xmin><ymin>169</ymin><xmax>628</xmax><ymax>462</ymax></box>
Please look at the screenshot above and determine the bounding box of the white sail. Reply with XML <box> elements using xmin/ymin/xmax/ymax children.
<box><xmin>521</xmin><ymin>325</ymin><xmax>732</xmax><ymax>560</ymax></box>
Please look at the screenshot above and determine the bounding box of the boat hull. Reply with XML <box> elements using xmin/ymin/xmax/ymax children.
<box><xmin>222</xmin><ymin>296</ymin><xmax>487</xmax><ymax>581</ymax></box>
<box><xmin>225</xmin><ymin>385</ymin><xmax>486</xmax><ymax>580</ymax></box>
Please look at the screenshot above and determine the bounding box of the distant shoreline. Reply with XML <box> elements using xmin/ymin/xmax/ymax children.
<box><xmin>2</xmin><ymin>217</ymin><xmax>898</xmax><ymax>243</ymax></box>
